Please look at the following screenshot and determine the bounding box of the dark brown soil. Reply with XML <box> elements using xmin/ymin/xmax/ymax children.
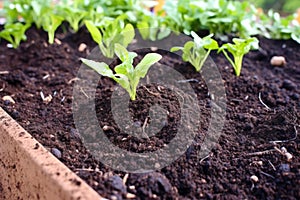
<box><xmin>0</xmin><ymin>26</ymin><xmax>299</xmax><ymax>199</ymax></box>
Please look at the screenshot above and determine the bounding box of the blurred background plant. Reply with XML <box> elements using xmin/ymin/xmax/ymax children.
<box><xmin>0</xmin><ymin>0</ymin><xmax>299</xmax><ymax>47</ymax></box>
<box><xmin>239</xmin><ymin>0</ymin><xmax>300</xmax><ymax>14</ymax></box>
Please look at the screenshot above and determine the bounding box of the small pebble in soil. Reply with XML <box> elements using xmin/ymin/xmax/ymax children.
<box><xmin>282</xmin><ymin>79</ymin><xmax>297</xmax><ymax>91</ymax></box>
<box><xmin>129</xmin><ymin>185</ymin><xmax>135</xmax><ymax>190</ymax></box>
<box><xmin>78</xmin><ymin>43</ymin><xmax>87</xmax><ymax>52</ymax></box>
<box><xmin>10</xmin><ymin>110</ymin><xmax>20</xmax><ymax>119</ymax></box>
<box><xmin>150</xmin><ymin>46</ymin><xmax>158</xmax><ymax>51</ymax></box>
<box><xmin>279</xmin><ymin>164</ymin><xmax>290</xmax><ymax>173</ymax></box>
<box><xmin>133</xmin><ymin>121</ymin><xmax>142</xmax><ymax>127</ymax></box>
<box><xmin>126</xmin><ymin>193</ymin><xmax>136</xmax><ymax>199</ymax></box>
<box><xmin>291</xmin><ymin>93</ymin><xmax>299</xmax><ymax>100</ymax></box>
<box><xmin>4</xmin><ymin>100</ymin><xmax>10</xmax><ymax>106</ymax></box>
<box><xmin>2</xmin><ymin>95</ymin><xmax>15</xmax><ymax>104</ymax></box>
<box><xmin>6</xmin><ymin>44</ymin><xmax>13</xmax><ymax>48</ymax></box>
<box><xmin>110</xmin><ymin>195</ymin><xmax>119</xmax><ymax>200</ymax></box>
<box><xmin>54</xmin><ymin>38</ymin><xmax>62</xmax><ymax>45</ymax></box>
<box><xmin>250</xmin><ymin>175</ymin><xmax>259</xmax><ymax>183</ymax></box>
<box><xmin>200</xmin><ymin>178</ymin><xmax>207</xmax><ymax>184</ymax></box>
<box><xmin>51</xmin><ymin>148</ymin><xmax>62</xmax><ymax>159</ymax></box>
<box><xmin>103</xmin><ymin>125</ymin><xmax>114</xmax><ymax>131</ymax></box>
<box><xmin>70</xmin><ymin>128</ymin><xmax>82</xmax><ymax>140</ymax></box>
<box><xmin>285</xmin><ymin>152</ymin><xmax>293</xmax><ymax>162</ymax></box>
<box><xmin>108</xmin><ymin>175</ymin><xmax>127</xmax><ymax>193</ymax></box>
<box><xmin>154</xmin><ymin>163</ymin><xmax>160</xmax><ymax>169</ymax></box>
<box><xmin>270</xmin><ymin>56</ymin><xmax>286</xmax><ymax>66</ymax></box>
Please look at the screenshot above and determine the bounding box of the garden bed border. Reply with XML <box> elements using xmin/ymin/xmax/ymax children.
<box><xmin>0</xmin><ymin>107</ymin><xmax>104</xmax><ymax>200</ymax></box>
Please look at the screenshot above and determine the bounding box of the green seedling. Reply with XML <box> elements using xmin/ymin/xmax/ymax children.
<box><xmin>137</xmin><ymin>15</ymin><xmax>171</xmax><ymax>41</ymax></box>
<box><xmin>30</xmin><ymin>0</ymin><xmax>52</xmax><ymax>29</ymax></box>
<box><xmin>57</xmin><ymin>5</ymin><xmax>87</xmax><ymax>32</ymax></box>
<box><xmin>85</xmin><ymin>16</ymin><xmax>135</xmax><ymax>58</ymax></box>
<box><xmin>42</xmin><ymin>14</ymin><xmax>64</xmax><ymax>44</ymax></box>
<box><xmin>171</xmin><ymin>31</ymin><xmax>219</xmax><ymax>71</ymax></box>
<box><xmin>81</xmin><ymin>44</ymin><xmax>162</xmax><ymax>100</ymax></box>
<box><xmin>218</xmin><ymin>37</ymin><xmax>259</xmax><ymax>76</ymax></box>
<box><xmin>0</xmin><ymin>22</ymin><xmax>30</xmax><ymax>48</ymax></box>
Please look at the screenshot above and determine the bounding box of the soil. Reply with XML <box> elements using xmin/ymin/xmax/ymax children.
<box><xmin>0</xmin><ymin>26</ymin><xmax>299</xmax><ymax>199</ymax></box>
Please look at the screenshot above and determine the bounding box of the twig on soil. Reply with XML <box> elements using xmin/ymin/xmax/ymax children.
<box><xmin>68</xmin><ymin>77</ymin><xmax>80</xmax><ymax>84</ymax></box>
<box><xmin>258</xmin><ymin>92</ymin><xmax>271</xmax><ymax>110</ymax></box>
<box><xmin>269</xmin><ymin>125</ymin><xmax>298</xmax><ymax>144</ymax></box>
<box><xmin>123</xmin><ymin>173</ymin><xmax>129</xmax><ymax>185</ymax></box>
<box><xmin>80</xmin><ymin>87</ymin><xmax>90</xmax><ymax>98</ymax></box>
<box><xmin>199</xmin><ymin>153</ymin><xmax>211</xmax><ymax>164</ymax></box>
<box><xmin>0</xmin><ymin>71</ymin><xmax>9</xmax><ymax>75</ymax></box>
<box><xmin>142</xmin><ymin>117</ymin><xmax>149</xmax><ymax>135</ymax></box>
<box><xmin>177</xmin><ymin>79</ymin><xmax>199</xmax><ymax>83</ymax></box>
<box><xmin>260</xmin><ymin>170</ymin><xmax>275</xmax><ymax>179</ymax></box>
<box><xmin>40</xmin><ymin>91</ymin><xmax>52</xmax><ymax>104</ymax></box>
<box><xmin>143</xmin><ymin>86</ymin><xmax>160</xmax><ymax>97</ymax></box>
<box><xmin>246</xmin><ymin>149</ymin><xmax>276</xmax><ymax>156</ymax></box>
<box><xmin>0</xmin><ymin>83</ymin><xmax>5</xmax><ymax>92</ymax></box>
<box><xmin>74</xmin><ymin>168</ymin><xmax>103</xmax><ymax>175</ymax></box>
<box><xmin>266</xmin><ymin>159</ymin><xmax>276</xmax><ymax>171</ymax></box>
<box><xmin>42</xmin><ymin>74</ymin><xmax>50</xmax><ymax>80</ymax></box>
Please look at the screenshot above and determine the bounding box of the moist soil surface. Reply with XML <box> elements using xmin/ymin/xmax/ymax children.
<box><xmin>0</xmin><ymin>26</ymin><xmax>299</xmax><ymax>199</ymax></box>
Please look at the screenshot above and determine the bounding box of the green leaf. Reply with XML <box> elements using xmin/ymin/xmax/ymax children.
<box><xmin>137</xmin><ymin>21</ymin><xmax>149</xmax><ymax>40</ymax></box>
<box><xmin>113</xmin><ymin>74</ymin><xmax>131</xmax><ymax>95</ymax></box>
<box><xmin>114</xmin><ymin>43</ymin><xmax>128</xmax><ymax>62</ymax></box>
<box><xmin>170</xmin><ymin>46</ymin><xmax>183</xmax><ymax>52</ymax></box>
<box><xmin>157</xmin><ymin>28</ymin><xmax>171</xmax><ymax>40</ymax></box>
<box><xmin>122</xmin><ymin>23</ymin><xmax>135</xmax><ymax>46</ymax></box>
<box><xmin>191</xmin><ymin>31</ymin><xmax>202</xmax><ymax>46</ymax></box>
<box><xmin>135</xmin><ymin>53</ymin><xmax>162</xmax><ymax>78</ymax></box>
<box><xmin>183</xmin><ymin>41</ymin><xmax>195</xmax><ymax>51</ymax></box>
<box><xmin>202</xmin><ymin>34</ymin><xmax>219</xmax><ymax>50</ymax></box>
<box><xmin>80</xmin><ymin>58</ymin><xmax>114</xmax><ymax>78</ymax></box>
<box><xmin>85</xmin><ymin>20</ymin><xmax>102</xmax><ymax>44</ymax></box>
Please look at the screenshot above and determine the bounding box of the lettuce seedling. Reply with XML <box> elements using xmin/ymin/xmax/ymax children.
<box><xmin>30</xmin><ymin>0</ymin><xmax>52</xmax><ymax>29</ymax></box>
<box><xmin>42</xmin><ymin>14</ymin><xmax>64</xmax><ymax>44</ymax></box>
<box><xmin>137</xmin><ymin>15</ymin><xmax>171</xmax><ymax>41</ymax></box>
<box><xmin>57</xmin><ymin>5</ymin><xmax>87</xmax><ymax>32</ymax></box>
<box><xmin>218</xmin><ymin>37</ymin><xmax>259</xmax><ymax>76</ymax></box>
<box><xmin>170</xmin><ymin>31</ymin><xmax>219</xmax><ymax>72</ymax></box>
<box><xmin>81</xmin><ymin>44</ymin><xmax>162</xmax><ymax>100</ymax></box>
<box><xmin>0</xmin><ymin>22</ymin><xmax>30</xmax><ymax>48</ymax></box>
<box><xmin>85</xmin><ymin>16</ymin><xmax>135</xmax><ymax>58</ymax></box>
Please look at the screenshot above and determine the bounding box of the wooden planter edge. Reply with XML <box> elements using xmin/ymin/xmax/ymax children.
<box><xmin>0</xmin><ymin>107</ymin><xmax>105</xmax><ymax>200</ymax></box>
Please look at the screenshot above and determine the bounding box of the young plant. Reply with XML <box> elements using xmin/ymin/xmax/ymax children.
<box><xmin>3</xmin><ymin>0</ymin><xmax>33</xmax><ymax>23</ymax></box>
<box><xmin>137</xmin><ymin>15</ymin><xmax>171</xmax><ymax>41</ymax></box>
<box><xmin>170</xmin><ymin>31</ymin><xmax>219</xmax><ymax>72</ymax></box>
<box><xmin>218</xmin><ymin>37</ymin><xmax>259</xmax><ymax>76</ymax></box>
<box><xmin>30</xmin><ymin>0</ymin><xmax>52</xmax><ymax>29</ymax></box>
<box><xmin>85</xmin><ymin>15</ymin><xmax>135</xmax><ymax>58</ymax></box>
<box><xmin>81</xmin><ymin>43</ymin><xmax>162</xmax><ymax>100</ymax></box>
<box><xmin>0</xmin><ymin>22</ymin><xmax>30</xmax><ymax>48</ymax></box>
<box><xmin>42</xmin><ymin>14</ymin><xmax>64</xmax><ymax>44</ymax></box>
<box><xmin>57</xmin><ymin>5</ymin><xmax>87</xmax><ymax>32</ymax></box>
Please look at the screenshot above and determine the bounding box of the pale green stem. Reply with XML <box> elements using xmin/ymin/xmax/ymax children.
<box><xmin>222</xmin><ymin>50</ymin><xmax>237</xmax><ymax>75</ymax></box>
<box><xmin>198</xmin><ymin>50</ymin><xmax>211</xmax><ymax>72</ymax></box>
<box><xmin>234</xmin><ymin>56</ymin><xmax>243</xmax><ymax>76</ymax></box>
